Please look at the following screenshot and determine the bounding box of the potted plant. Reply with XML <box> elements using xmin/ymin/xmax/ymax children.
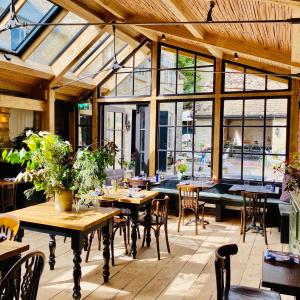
<box><xmin>175</xmin><ymin>159</ymin><xmax>188</xmax><ymax>180</ymax></box>
<box><xmin>2</xmin><ymin>131</ymin><xmax>74</xmax><ymax>211</ymax></box>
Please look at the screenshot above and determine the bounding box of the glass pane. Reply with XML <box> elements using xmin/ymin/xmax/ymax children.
<box><xmin>116</xmin><ymin>73</ymin><xmax>133</xmax><ymax>96</ymax></box>
<box><xmin>160</xmin><ymin>46</ymin><xmax>176</xmax><ymax>69</ymax></box>
<box><xmin>0</xmin><ymin>0</ymin><xmax>10</xmax><ymax>17</ymax></box>
<box><xmin>134</xmin><ymin>71</ymin><xmax>151</xmax><ymax>96</ymax></box>
<box><xmin>175</xmin><ymin>153</ymin><xmax>193</xmax><ymax>175</ymax></box>
<box><xmin>265</xmin><ymin>127</ymin><xmax>286</xmax><ymax>154</ymax></box>
<box><xmin>194</xmin><ymin>127</ymin><xmax>212</xmax><ymax>152</ymax></box>
<box><xmin>177</xmin><ymin>68</ymin><xmax>194</xmax><ymax>94</ymax></box>
<box><xmin>243</xmin><ymin>155</ymin><xmax>263</xmax><ymax>181</ymax></box>
<box><xmin>245</xmin><ymin>69</ymin><xmax>266</xmax><ymax>91</ymax></box>
<box><xmin>176</xmin><ymin>102</ymin><xmax>193</xmax><ymax>126</ymax></box>
<box><xmin>264</xmin><ymin>155</ymin><xmax>285</xmax><ymax>182</ymax></box>
<box><xmin>195</xmin><ymin>101</ymin><xmax>213</xmax><ymax>126</ymax></box>
<box><xmin>135</xmin><ymin>42</ymin><xmax>151</xmax><ymax>69</ymax></box>
<box><xmin>194</xmin><ymin>152</ymin><xmax>212</xmax><ymax>178</ymax></box>
<box><xmin>0</xmin><ymin>0</ymin><xmax>56</xmax><ymax>52</ymax></box>
<box><xmin>106</xmin><ymin>130</ymin><xmax>114</xmax><ymax>141</ymax></box>
<box><xmin>224</xmin><ymin>63</ymin><xmax>244</xmax><ymax>92</ymax></box>
<box><xmin>222</xmin><ymin>153</ymin><xmax>241</xmax><ymax>179</ymax></box>
<box><xmin>28</xmin><ymin>13</ymin><xmax>86</xmax><ymax>65</ymax></box>
<box><xmin>267</xmin><ymin>75</ymin><xmax>289</xmax><ymax>90</ymax></box>
<box><xmin>223</xmin><ymin>127</ymin><xmax>243</xmax><ymax>152</ymax></box>
<box><xmin>115</xmin><ymin>131</ymin><xmax>122</xmax><ymax>148</ymax></box>
<box><xmin>178</xmin><ymin>50</ymin><xmax>195</xmax><ymax>68</ymax></box>
<box><xmin>176</xmin><ymin>127</ymin><xmax>193</xmax><ymax>151</ymax></box>
<box><xmin>159</xmin><ymin>102</ymin><xmax>175</xmax><ymax>126</ymax></box>
<box><xmin>158</xmin><ymin>127</ymin><xmax>174</xmax><ymax>150</ymax></box>
<box><xmin>223</xmin><ymin>100</ymin><xmax>243</xmax><ymax>126</ymax></box>
<box><xmin>140</xmin><ymin>130</ymin><xmax>145</xmax><ymax>151</ymax></box>
<box><xmin>158</xmin><ymin>151</ymin><xmax>174</xmax><ymax>174</ymax></box>
<box><xmin>100</xmin><ymin>75</ymin><xmax>116</xmax><ymax>97</ymax></box>
<box><xmin>115</xmin><ymin>113</ymin><xmax>122</xmax><ymax>130</ymax></box>
<box><xmin>266</xmin><ymin>98</ymin><xmax>287</xmax><ymax>126</ymax></box>
<box><xmin>160</xmin><ymin>70</ymin><xmax>176</xmax><ymax>95</ymax></box>
<box><xmin>78</xmin><ymin>115</ymin><xmax>91</xmax><ymax>126</ymax></box>
<box><xmin>195</xmin><ymin>67</ymin><xmax>214</xmax><ymax>93</ymax></box>
<box><xmin>243</xmin><ymin>127</ymin><xmax>264</xmax><ymax>153</ymax></box>
<box><xmin>244</xmin><ymin>99</ymin><xmax>265</xmax><ymax>126</ymax></box>
<box><xmin>197</xmin><ymin>56</ymin><xmax>214</xmax><ymax>67</ymax></box>
<box><xmin>78</xmin><ymin>126</ymin><xmax>92</xmax><ymax>148</ymax></box>
<box><xmin>106</xmin><ymin>112</ymin><xmax>114</xmax><ymax>129</ymax></box>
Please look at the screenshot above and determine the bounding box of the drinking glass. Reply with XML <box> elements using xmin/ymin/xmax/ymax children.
<box><xmin>73</xmin><ymin>198</ymin><xmax>81</xmax><ymax>213</ymax></box>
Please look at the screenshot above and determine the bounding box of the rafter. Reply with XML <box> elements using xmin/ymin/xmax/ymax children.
<box><xmin>291</xmin><ymin>7</ymin><xmax>300</xmax><ymax>74</ymax></box>
<box><xmin>258</xmin><ymin>0</ymin><xmax>300</xmax><ymax>7</ymax></box>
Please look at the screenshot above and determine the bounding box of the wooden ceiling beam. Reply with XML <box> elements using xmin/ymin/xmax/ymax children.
<box><xmin>138</xmin><ymin>25</ymin><xmax>298</xmax><ymax>69</ymax></box>
<box><xmin>257</xmin><ymin>0</ymin><xmax>300</xmax><ymax>7</ymax></box>
<box><xmin>291</xmin><ymin>7</ymin><xmax>300</xmax><ymax>74</ymax></box>
<box><xmin>50</xmin><ymin>26</ymin><xmax>108</xmax><ymax>87</ymax></box>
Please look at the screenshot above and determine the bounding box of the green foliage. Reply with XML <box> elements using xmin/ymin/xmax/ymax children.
<box><xmin>73</xmin><ymin>141</ymin><xmax>118</xmax><ymax>195</ymax></box>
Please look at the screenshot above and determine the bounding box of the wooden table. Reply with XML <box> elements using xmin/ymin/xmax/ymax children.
<box><xmin>82</xmin><ymin>189</ymin><xmax>159</xmax><ymax>259</ymax></box>
<box><xmin>177</xmin><ymin>180</ymin><xmax>216</xmax><ymax>190</ymax></box>
<box><xmin>229</xmin><ymin>184</ymin><xmax>279</xmax><ymax>195</ymax></box>
<box><xmin>12</xmin><ymin>202</ymin><xmax>120</xmax><ymax>300</ymax></box>
<box><xmin>262</xmin><ymin>254</ymin><xmax>300</xmax><ymax>299</ymax></box>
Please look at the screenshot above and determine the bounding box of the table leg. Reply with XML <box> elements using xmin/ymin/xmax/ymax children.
<box><xmin>83</xmin><ymin>236</ymin><xmax>88</xmax><ymax>251</ymax></box>
<box><xmin>130</xmin><ymin>206</ymin><xmax>138</xmax><ymax>259</ymax></box>
<box><xmin>15</xmin><ymin>228</ymin><xmax>24</xmax><ymax>242</ymax></box>
<box><xmin>145</xmin><ymin>202</ymin><xmax>152</xmax><ymax>247</ymax></box>
<box><xmin>102</xmin><ymin>221</ymin><xmax>111</xmax><ymax>283</ymax></box>
<box><xmin>49</xmin><ymin>234</ymin><xmax>56</xmax><ymax>270</ymax></box>
<box><xmin>71</xmin><ymin>236</ymin><xmax>84</xmax><ymax>300</ymax></box>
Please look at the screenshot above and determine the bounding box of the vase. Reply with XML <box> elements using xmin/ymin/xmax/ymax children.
<box><xmin>54</xmin><ymin>190</ymin><xmax>73</xmax><ymax>212</ymax></box>
<box><xmin>177</xmin><ymin>172</ymin><xmax>184</xmax><ymax>181</ymax></box>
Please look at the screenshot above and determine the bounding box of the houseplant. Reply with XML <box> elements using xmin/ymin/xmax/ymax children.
<box><xmin>2</xmin><ymin>131</ymin><xmax>74</xmax><ymax>211</ymax></box>
<box><xmin>175</xmin><ymin>159</ymin><xmax>188</xmax><ymax>180</ymax></box>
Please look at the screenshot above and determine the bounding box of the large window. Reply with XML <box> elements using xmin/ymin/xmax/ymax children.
<box><xmin>223</xmin><ymin>61</ymin><xmax>290</xmax><ymax>93</ymax></box>
<box><xmin>77</xmin><ymin>106</ymin><xmax>92</xmax><ymax>149</ymax></box>
<box><xmin>100</xmin><ymin>41</ymin><xmax>152</xmax><ymax>97</ymax></box>
<box><xmin>0</xmin><ymin>0</ymin><xmax>60</xmax><ymax>54</ymax></box>
<box><xmin>222</xmin><ymin>98</ymin><xmax>289</xmax><ymax>182</ymax></box>
<box><xmin>157</xmin><ymin>100</ymin><xmax>213</xmax><ymax>177</ymax></box>
<box><xmin>159</xmin><ymin>44</ymin><xmax>215</xmax><ymax>96</ymax></box>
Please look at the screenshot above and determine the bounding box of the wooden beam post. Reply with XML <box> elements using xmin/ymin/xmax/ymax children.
<box><xmin>290</xmin><ymin>79</ymin><xmax>300</xmax><ymax>156</ymax></box>
<box><xmin>44</xmin><ymin>87</ymin><xmax>55</xmax><ymax>133</ymax></box>
<box><xmin>212</xmin><ymin>58</ymin><xmax>222</xmax><ymax>180</ymax></box>
<box><xmin>92</xmin><ymin>89</ymin><xmax>99</xmax><ymax>150</ymax></box>
<box><xmin>149</xmin><ymin>41</ymin><xmax>158</xmax><ymax>176</ymax></box>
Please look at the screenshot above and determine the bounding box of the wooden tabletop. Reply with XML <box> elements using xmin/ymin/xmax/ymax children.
<box><xmin>262</xmin><ymin>255</ymin><xmax>300</xmax><ymax>296</ymax></box>
<box><xmin>12</xmin><ymin>202</ymin><xmax>121</xmax><ymax>231</ymax></box>
<box><xmin>0</xmin><ymin>240</ymin><xmax>29</xmax><ymax>262</ymax></box>
<box><xmin>81</xmin><ymin>189</ymin><xmax>159</xmax><ymax>205</ymax></box>
<box><xmin>229</xmin><ymin>184</ymin><xmax>280</xmax><ymax>195</ymax></box>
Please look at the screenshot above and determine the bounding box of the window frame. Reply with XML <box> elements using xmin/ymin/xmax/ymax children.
<box><xmin>156</xmin><ymin>99</ymin><xmax>214</xmax><ymax>177</ymax></box>
<box><xmin>158</xmin><ymin>43</ymin><xmax>216</xmax><ymax>96</ymax></box>
<box><xmin>220</xmin><ymin>96</ymin><xmax>290</xmax><ymax>183</ymax></box>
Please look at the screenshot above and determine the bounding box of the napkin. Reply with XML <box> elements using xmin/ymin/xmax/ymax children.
<box><xmin>264</xmin><ymin>249</ymin><xmax>300</xmax><ymax>264</ymax></box>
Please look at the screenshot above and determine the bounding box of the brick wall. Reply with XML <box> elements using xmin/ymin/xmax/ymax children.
<box><xmin>0</xmin><ymin>108</ymin><xmax>9</xmax><ymax>147</ymax></box>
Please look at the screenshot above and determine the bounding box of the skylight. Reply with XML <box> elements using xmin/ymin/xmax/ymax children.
<box><xmin>0</xmin><ymin>0</ymin><xmax>11</xmax><ymax>19</ymax></box>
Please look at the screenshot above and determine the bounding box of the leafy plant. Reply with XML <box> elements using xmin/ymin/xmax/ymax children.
<box><xmin>175</xmin><ymin>159</ymin><xmax>188</xmax><ymax>173</ymax></box>
<box><xmin>2</xmin><ymin>131</ymin><xmax>74</xmax><ymax>198</ymax></box>
<box><xmin>73</xmin><ymin>141</ymin><xmax>118</xmax><ymax>195</ymax></box>
<box><xmin>118</xmin><ymin>154</ymin><xmax>135</xmax><ymax>170</ymax></box>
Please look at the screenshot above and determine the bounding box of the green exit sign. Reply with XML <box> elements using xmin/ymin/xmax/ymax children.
<box><xmin>78</xmin><ymin>103</ymin><xmax>90</xmax><ymax>110</ymax></box>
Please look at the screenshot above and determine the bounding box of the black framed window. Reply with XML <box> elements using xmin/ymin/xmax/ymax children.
<box><xmin>100</xmin><ymin>41</ymin><xmax>152</xmax><ymax>97</ymax></box>
<box><xmin>157</xmin><ymin>100</ymin><xmax>213</xmax><ymax>177</ymax></box>
<box><xmin>223</xmin><ymin>61</ymin><xmax>290</xmax><ymax>93</ymax></box>
<box><xmin>221</xmin><ymin>97</ymin><xmax>289</xmax><ymax>182</ymax></box>
<box><xmin>77</xmin><ymin>108</ymin><xmax>92</xmax><ymax>149</ymax></box>
<box><xmin>158</xmin><ymin>44</ymin><xmax>215</xmax><ymax>96</ymax></box>
<box><xmin>0</xmin><ymin>0</ymin><xmax>61</xmax><ymax>55</ymax></box>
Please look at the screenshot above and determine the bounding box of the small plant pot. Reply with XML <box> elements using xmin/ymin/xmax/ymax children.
<box><xmin>55</xmin><ymin>190</ymin><xmax>73</xmax><ymax>212</ymax></box>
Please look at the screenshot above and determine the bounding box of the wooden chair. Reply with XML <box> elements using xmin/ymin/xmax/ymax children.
<box><xmin>178</xmin><ymin>186</ymin><xmax>205</xmax><ymax>235</ymax></box>
<box><xmin>0</xmin><ymin>213</ymin><xmax>19</xmax><ymax>240</ymax></box>
<box><xmin>127</xmin><ymin>179</ymin><xmax>151</xmax><ymax>190</ymax></box>
<box><xmin>241</xmin><ymin>192</ymin><xmax>268</xmax><ymax>245</ymax></box>
<box><xmin>215</xmin><ymin>244</ymin><xmax>280</xmax><ymax>300</ymax></box>
<box><xmin>139</xmin><ymin>196</ymin><xmax>170</xmax><ymax>260</ymax></box>
<box><xmin>0</xmin><ymin>251</ymin><xmax>45</xmax><ymax>300</ymax></box>
<box><xmin>0</xmin><ymin>183</ymin><xmax>17</xmax><ymax>212</ymax></box>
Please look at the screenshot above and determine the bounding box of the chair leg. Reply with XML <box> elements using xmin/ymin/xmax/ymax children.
<box><xmin>177</xmin><ymin>212</ymin><xmax>182</xmax><ymax>233</ymax></box>
<box><xmin>127</xmin><ymin>218</ymin><xmax>130</xmax><ymax>245</ymax></box>
<box><xmin>240</xmin><ymin>210</ymin><xmax>243</xmax><ymax>235</ymax></box>
<box><xmin>64</xmin><ymin>237</ymin><xmax>67</xmax><ymax>243</ymax></box>
<box><xmin>97</xmin><ymin>229</ymin><xmax>101</xmax><ymax>251</ymax></box>
<box><xmin>182</xmin><ymin>210</ymin><xmax>185</xmax><ymax>226</ymax></box>
<box><xmin>263</xmin><ymin>214</ymin><xmax>268</xmax><ymax>245</ymax></box>
<box><xmin>122</xmin><ymin>224</ymin><xmax>128</xmax><ymax>254</ymax></box>
<box><xmin>201</xmin><ymin>205</ymin><xmax>205</xmax><ymax>229</ymax></box>
<box><xmin>111</xmin><ymin>230</ymin><xmax>115</xmax><ymax>266</ymax></box>
<box><xmin>137</xmin><ymin>225</ymin><xmax>141</xmax><ymax>239</ymax></box>
<box><xmin>243</xmin><ymin>211</ymin><xmax>247</xmax><ymax>243</ymax></box>
<box><xmin>164</xmin><ymin>224</ymin><xmax>170</xmax><ymax>254</ymax></box>
<box><xmin>142</xmin><ymin>226</ymin><xmax>146</xmax><ymax>247</ymax></box>
<box><xmin>195</xmin><ymin>209</ymin><xmax>198</xmax><ymax>235</ymax></box>
<box><xmin>155</xmin><ymin>230</ymin><xmax>161</xmax><ymax>260</ymax></box>
<box><xmin>85</xmin><ymin>231</ymin><xmax>95</xmax><ymax>263</ymax></box>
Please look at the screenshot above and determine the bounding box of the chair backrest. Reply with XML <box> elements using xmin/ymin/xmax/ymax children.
<box><xmin>0</xmin><ymin>213</ymin><xmax>19</xmax><ymax>240</ymax></box>
<box><xmin>0</xmin><ymin>251</ymin><xmax>45</xmax><ymax>300</ymax></box>
<box><xmin>152</xmin><ymin>196</ymin><xmax>169</xmax><ymax>224</ymax></box>
<box><xmin>0</xmin><ymin>183</ymin><xmax>17</xmax><ymax>212</ymax></box>
<box><xmin>215</xmin><ymin>244</ymin><xmax>238</xmax><ymax>300</ymax></box>
<box><xmin>242</xmin><ymin>191</ymin><xmax>267</xmax><ymax>216</ymax></box>
<box><xmin>178</xmin><ymin>185</ymin><xmax>199</xmax><ymax>210</ymax></box>
<box><xmin>128</xmin><ymin>179</ymin><xmax>150</xmax><ymax>190</ymax></box>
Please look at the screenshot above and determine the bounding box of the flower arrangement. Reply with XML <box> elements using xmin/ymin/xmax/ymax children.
<box><xmin>274</xmin><ymin>153</ymin><xmax>300</xmax><ymax>192</ymax></box>
<box><xmin>175</xmin><ymin>159</ymin><xmax>188</xmax><ymax>174</ymax></box>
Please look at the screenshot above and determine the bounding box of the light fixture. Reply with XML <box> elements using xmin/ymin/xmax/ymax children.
<box><xmin>161</xmin><ymin>34</ymin><xmax>166</xmax><ymax>41</ymax></box>
<box><xmin>234</xmin><ymin>52</ymin><xmax>239</xmax><ymax>61</ymax></box>
<box><xmin>206</xmin><ymin>1</ymin><xmax>215</xmax><ymax>22</ymax></box>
